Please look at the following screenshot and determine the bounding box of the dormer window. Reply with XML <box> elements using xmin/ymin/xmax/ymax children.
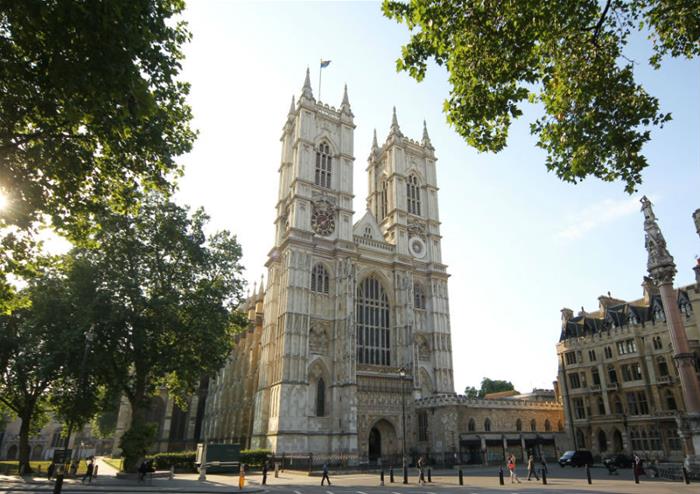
<box><xmin>363</xmin><ymin>226</ymin><xmax>372</xmax><ymax>238</ymax></box>
<box><xmin>406</xmin><ymin>174</ymin><xmax>421</xmax><ymax>216</ymax></box>
<box><xmin>315</xmin><ymin>142</ymin><xmax>332</xmax><ymax>188</ymax></box>
<box><xmin>653</xmin><ymin>304</ymin><xmax>666</xmax><ymax>323</ymax></box>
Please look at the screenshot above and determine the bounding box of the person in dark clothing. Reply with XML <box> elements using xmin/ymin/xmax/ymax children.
<box><xmin>262</xmin><ymin>461</ymin><xmax>268</xmax><ymax>485</ymax></box>
<box><xmin>321</xmin><ymin>463</ymin><xmax>331</xmax><ymax>486</ymax></box>
<box><xmin>527</xmin><ymin>455</ymin><xmax>539</xmax><ymax>481</ymax></box>
<box><xmin>81</xmin><ymin>459</ymin><xmax>95</xmax><ymax>483</ymax></box>
<box><xmin>47</xmin><ymin>462</ymin><xmax>55</xmax><ymax>481</ymax></box>
<box><xmin>138</xmin><ymin>460</ymin><xmax>149</xmax><ymax>482</ymax></box>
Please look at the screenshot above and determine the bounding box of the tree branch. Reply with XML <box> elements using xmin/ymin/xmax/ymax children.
<box><xmin>592</xmin><ymin>0</ymin><xmax>612</xmax><ymax>46</ymax></box>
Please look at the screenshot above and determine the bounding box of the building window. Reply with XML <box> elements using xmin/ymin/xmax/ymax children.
<box><xmin>406</xmin><ymin>174</ymin><xmax>421</xmax><ymax>216</ymax></box>
<box><xmin>680</xmin><ymin>301</ymin><xmax>693</xmax><ymax>317</ymax></box>
<box><xmin>652</xmin><ymin>336</ymin><xmax>663</xmax><ymax>350</ymax></box>
<box><xmin>414</xmin><ymin>283</ymin><xmax>426</xmax><ymax>309</ymax></box>
<box><xmin>568</xmin><ymin>372</ymin><xmax>581</xmax><ymax>389</ymax></box>
<box><xmin>598</xmin><ymin>398</ymin><xmax>606</xmax><ymax>415</ymax></box>
<box><xmin>50</xmin><ymin>428</ymin><xmax>64</xmax><ymax>448</ymax></box>
<box><xmin>316</xmin><ymin>378</ymin><xmax>326</xmax><ymax>416</ymax></box>
<box><xmin>592</xmin><ymin>369</ymin><xmax>601</xmax><ymax>385</ymax></box>
<box><xmin>315</xmin><ymin>142</ymin><xmax>332</xmax><ymax>188</ymax></box>
<box><xmin>616</xmin><ymin>338</ymin><xmax>637</xmax><ymax>355</ymax></box>
<box><xmin>665</xmin><ymin>390</ymin><xmax>677</xmax><ymax>410</ymax></box>
<box><xmin>653</xmin><ymin>304</ymin><xmax>666</xmax><ymax>323</ymax></box>
<box><xmin>604</xmin><ymin>346</ymin><xmax>613</xmax><ymax>359</ymax></box>
<box><xmin>515</xmin><ymin>419</ymin><xmax>522</xmax><ymax>431</ymax></box>
<box><xmin>468</xmin><ymin>418</ymin><xmax>475</xmax><ymax>432</ymax></box>
<box><xmin>311</xmin><ymin>264</ymin><xmax>329</xmax><ymax>294</ymax></box>
<box><xmin>588</xmin><ymin>349</ymin><xmax>597</xmax><ymax>361</ymax></box>
<box><xmin>612</xmin><ymin>395</ymin><xmax>623</xmax><ymax>414</ymax></box>
<box><xmin>626</xmin><ymin>391</ymin><xmax>649</xmax><ymax>415</ymax></box>
<box><xmin>557</xmin><ymin>420</ymin><xmax>564</xmax><ymax>432</ymax></box>
<box><xmin>363</xmin><ymin>226</ymin><xmax>372</xmax><ymax>238</ymax></box>
<box><xmin>608</xmin><ymin>365</ymin><xmax>618</xmax><ymax>384</ymax></box>
<box><xmin>530</xmin><ymin>419</ymin><xmax>537</xmax><ymax>432</ymax></box>
<box><xmin>380</xmin><ymin>180</ymin><xmax>388</xmax><ymax>219</ymax></box>
<box><xmin>356</xmin><ymin>276</ymin><xmax>390</xmax><ymax>366</ymax></box>
<box><xmin>657</xmin><ymin>356</ymin><xmax>669</xmax><ymax>377</ymax></box>
<box><xmin>484</xmin><ymin>418</ymin><xmax>491</xmax><ymax>431</ymax></box>
<box><xmin>621</xmin><ymin>364</ymin><xmax>643</xmax><ymax>382</ymax></box>
<box><xmin>573</xmin><ymin>398</ymin><xmax>586</xmax><ymax>419</ymax></box>
<box><xmin>667</xmin><ymin>429</ymin><xmax>683</xmax><ymax>451</ymax></box>
<box><xmin>418</xmin><ymin>411</ymin><xmax>429</xmax><ymax>441</ymax></box>
<box><xmin>565</xmin><ymin>352</ymin><xmax>577</xmax><ymax>365</ymax></box>
<box><xmin>544</xmin><ymin>419</ymin><xmax>551</xmax><ymax>432</ymax></box>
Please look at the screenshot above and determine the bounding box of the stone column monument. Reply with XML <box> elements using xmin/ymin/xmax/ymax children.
<box><xmin>641</xmin><ymin>197</ymin><xmax>700</xmax><ymax>464</ymax></box>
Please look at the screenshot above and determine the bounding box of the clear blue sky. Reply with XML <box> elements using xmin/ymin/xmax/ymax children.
<box><xmin>174</xmin><ymin>1</ymin><xmax>700</xmax><ymax>394</ymax></box>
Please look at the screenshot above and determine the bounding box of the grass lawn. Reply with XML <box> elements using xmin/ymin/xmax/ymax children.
<box><xmin>0</xmin><ymin>460</ymin><xmax>88</xmax><ymax>475</ymax></box>
<box><xmin>101</xmin><ymin>457</ymin><xmax>123</xmax><ymax>471</ymax></box>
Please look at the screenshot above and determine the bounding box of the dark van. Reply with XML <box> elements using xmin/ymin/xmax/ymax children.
<box><xmin>559</xmin><ymin>450</ymin><xmax>594</xmax><ymax>467</ymax></box>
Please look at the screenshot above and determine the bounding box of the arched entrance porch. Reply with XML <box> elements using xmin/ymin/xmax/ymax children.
<box><xmin>367</xmin><ymin>419</ymin><xmax>398</xmax><ymax>464</ymax></box>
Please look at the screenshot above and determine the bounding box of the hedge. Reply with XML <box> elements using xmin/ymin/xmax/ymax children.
<box><xmin>240</xmin><ymin>449</ymin><xmax>271</xmax><ymax>467</ymax></box>
<box><xmin>145</xmin><ymin>451</ymin><xmax>196</xmax><ymax>472</ymax></box>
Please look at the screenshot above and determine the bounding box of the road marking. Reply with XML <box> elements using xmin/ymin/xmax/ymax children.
<box><xmin>327</xmin><ymin>490</ymin><xmax>334</xmax><ymax>494</ymax></box>
<box><xmin>357</xmin><ymin>491</ymin><xmax>369</xmax><ymax>494</ymax></box>
<box><xmin>294</xmin><ymin>490</ymin><xmax>303</xmax><ymax>494</ymax></box>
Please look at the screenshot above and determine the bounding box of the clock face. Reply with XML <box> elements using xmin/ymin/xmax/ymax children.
<box><xmin>311</xmin><ymin>200</ymin><xmax>335</xmax><ymax>236</ymax></box>
<box><xmin>409</xmin><ymin>236</ymin><xmax>426</xmax><ymax>259</ymax></box>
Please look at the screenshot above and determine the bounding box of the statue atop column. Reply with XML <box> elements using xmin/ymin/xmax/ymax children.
<box><xmin>693</xmin><ymin>208</ymin><xmax>700</xmax><ymax>238</ymax></box>
<box><xmin>641</xmin><ymin>196</ymin><xmax>676</xmax><ymax>284</ymax></box>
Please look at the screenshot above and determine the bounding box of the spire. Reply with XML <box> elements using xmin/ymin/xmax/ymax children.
<box><xmin>422</xmin><ymin>119</ymin><xmax>434</xmax><ymax>150</ymax></box>
<box><xmin>372</xmin><ymin>128</ymin><xmax>378</xmax><ymax>149</ymax></box>
<box><xmin>258</xmin><ymin>274</ymin><xmax>265</xmax><ymax>297</ymax></box>
<box><xmin>340</xmin><ymin>84</ymin><xmax>353</xmax><ymax>117</ymax></box>
<box><xmin>301</xmin><ymin>67</ymin><xmax>314</xmax><ymax>101</ymax></box>
<box><xmin>389</xmin><ymin>106</ymin><xmax>403</xmax><ymax>138</ymax></box>
<box><xmin>288</xmin><ymin>95</ymin><xmax>296</xmax><ymax>118</ymax></box>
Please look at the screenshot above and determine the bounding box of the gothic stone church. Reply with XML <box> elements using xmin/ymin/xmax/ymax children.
<box><xmin>202</xmin><ymin>70</ymin><xmax>455</xmax><ymax>462</ymax></box>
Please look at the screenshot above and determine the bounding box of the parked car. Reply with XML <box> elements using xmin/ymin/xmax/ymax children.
<box><xmin>558</xmin><ymin>450</ymin><xmax>594</xmax><ymax>467</ymax></box>
<box><xmin>603</xmin><ymin>454</ymin><xmax>633</xmax><ymax>468</ymax></box>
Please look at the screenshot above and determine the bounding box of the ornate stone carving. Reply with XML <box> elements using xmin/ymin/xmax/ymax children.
<box><xmin>416</xmin><ymin>336</ymin><xmax>430</xmax><ymax>361</ymax></box>
<box><xmin>641</xmin><ymin>196</ymin><xmax>676</xmax><ymax>284</ymax></box>
<box><xmin>407</xmin><ymin>221</ymin><xmax>426</xmax><ymax>240</ymax></box>
<box><xmin>309</xmin><ymin>320</ymin><xmax>332</xmax><ymax>354</ymax></box>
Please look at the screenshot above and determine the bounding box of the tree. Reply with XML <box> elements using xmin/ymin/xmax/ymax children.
<box><xmin>465</xmin><ymin>378</ymin><xmax>517</xmax><ymax>398</ymax></box>
<box><xmin>0</xmin><ymin>0</ymin><xmax>196</xmax><ymax>279</ymax></box>
<box><xmin>0</xmin><ymin>260</ymin><xmax>94</xmax><ymax>473</ymax></box>
<box><xmin>383</xmin><ymin>0</ymin><xmax>699</xmax><ymax>192</ymax></box>
<box><xmin>70</xmin><ymin>193</ymin><xmax>244</xmax><ymax>470</ymax></box>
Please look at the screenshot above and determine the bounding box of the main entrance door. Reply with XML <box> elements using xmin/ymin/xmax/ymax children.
<box><xmin>369</xmin><ymin>427</ymin><xmax>381</xmax><ymax>463</ymax></box>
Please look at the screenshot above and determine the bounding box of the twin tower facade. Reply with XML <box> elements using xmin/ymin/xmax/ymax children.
<box><xmin>203</xmin><ymin>70</ymin><xmax>455</xmax><ymax>462</ymax></box>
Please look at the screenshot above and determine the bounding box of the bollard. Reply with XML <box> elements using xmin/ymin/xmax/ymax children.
<box><xmin>458</xmin><ymin>468</ymin><xmax>463</xmax><ymax>485</ymax></box>
<box><xmin>380</xmin><ymin>469</ymin><xmax>385</xmax><ymax>486</ymax></box>
<box><xmin>498</xmin><ymin>466</ymin><xmax>504</xmax><ymax>485</ymax></box>
<box><xmin>274</xmin><ymin>462</ymin><xmax>280</xmax><ymax>478</ymax></box>
<box><xmin>427</xmin><ymin>466</ymin><xmax>432</xmax><ymax>483</ymax></box>
<box><xmin>541</xmin><ymin>467</ymin><xmax>547</xmax><ymax>485</ymax></box>
<box><xmin>390</xmin><ymin>466</ymin><xmax>394</xmax><ymax>483</ymax></box>
<box><xmin>586</xmin><ymin>464</ymin><xmax>592</xmax><ymax>484</ymax></box>
<box><xmin>682</xmin><ymin>465</ymin><xmax>689</xmax><ymax>485</ymax></box>
<box><xmin>403</xmin><ymin>464</ymin><xmax>408</xmax><ymax>484</ymax></box>
<box><xmin>169</xmin><ymin>465</ymin><xmax>174</xmax><ymax>480</ymax></box>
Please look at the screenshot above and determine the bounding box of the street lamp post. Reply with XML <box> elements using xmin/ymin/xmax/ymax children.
<box><xmin>399</xmin><ymin>367</ymin><xmax>408</xmax><ymax>484</ymax></box>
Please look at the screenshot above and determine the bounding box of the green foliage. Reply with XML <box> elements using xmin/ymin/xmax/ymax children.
<box><xmin>119</xmin><ymin>421</ymin><xmax>157</xmax><ymax>473</ymax></box>
<box><xmin>464</xmin><ymin>386</ymin><xmax>478</xmax><ymax>399</ymax></box>
<box><xmin>383</xmin><ymin>0</ymin><xmax>699</xmax><ymax>192</ymax></box>
<box><xmin>479</xmin><ymin>378</ymin><xmax>517</xmax><ymax>398</ymax></box>
<box><xmin>145</xmin><ymin>451</ymin><xmax>197</xmax><ymax>472</ymax></box>
<box><xmin>240</xmin><ymin>449</ymin><xmax>272</xmax><ymax>467</ymax></box>
<box><xmin>0</xmin><ymin>0</ymin><xmax>196</xmax><ymax>236</ymax></box>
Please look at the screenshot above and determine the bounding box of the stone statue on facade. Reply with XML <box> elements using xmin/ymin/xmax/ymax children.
<box><xmin>641</xmin><ymin>196</ymin><xmax>676</xmax><ymax>284</ymax></box>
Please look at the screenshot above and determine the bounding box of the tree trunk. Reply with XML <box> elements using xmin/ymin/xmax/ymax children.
<box><xmin>18</xmin><ymin>411</ymin><xmax>33</xmax><ymax>474</ymax></box>
<box><xmin>120</xmin><ymin>385</ymin><xmax>155</xmax><ymax>472</ymax></box>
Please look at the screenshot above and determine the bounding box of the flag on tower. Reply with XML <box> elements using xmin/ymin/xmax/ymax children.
<box><xmin>320</xmin><ymin>59</ymin><xmax>331</xmax><ymax>68</ymax></box>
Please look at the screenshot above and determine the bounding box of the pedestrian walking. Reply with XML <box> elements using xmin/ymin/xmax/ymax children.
<box><xmin>138</xmin><ymin>460</ymin><xmax>149</xmax><ymax>482</ymax></box>
<box><xmin>81</xmin><ymin>458</ymin><xmax>94</xmax><ymax>483</ymax></box>
<box><xmin>262</xmin><ymin>460</ymin><xmax>268</xmax><ymax>485</ymax></box>
<box><xmin>321</xmin><ymin>463</ymin><xmax>331</xmax><ymax>486</ymax></box>
<box><xmin>527</xmin><ymin>454</ymin><xmax>539</xmax><ymax>481</ymax></box>
<box><xmin>417</xmin><ymin>456</ymin><xmax>425</xmax><ymax>485</ymax></box>
<box><xmin>47</xmin><ymin>462</ymin><xmax>55</xmax><ymax>481</ymax></box>
<box><xmin>507</xmin><ymin>454</ymin><xmax>522</xmax><ymax>484</ymax></box>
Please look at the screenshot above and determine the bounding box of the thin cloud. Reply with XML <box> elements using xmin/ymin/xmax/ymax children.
<box><xmin>555</xmin><ymin>195</ymin><xmax>649</xmax><ymax>241</ymax></box>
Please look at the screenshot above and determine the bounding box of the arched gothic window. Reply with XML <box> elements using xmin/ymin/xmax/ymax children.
<box><xmin>515</xmin><ymin>419</ymin><xmax>522</xmax><ymax>432</ymax></box>
<box><xmin>545</xmin><ymin>419</ymin><xmax>552</xmax><ymax>432</ymax></box>
<box><xmin>484</xmin><ymin>418</ymin><xmax>491</xmax><ymax>432</ymax></box>
<box><xmin>363</xmin><ymin>226</ymin><xmax>372</xmax><ymax>238</ymax></box>
<box><xmin>406</xmin><ymin>174</ymin><xmax>421</xmax><ymax>216</ymax></box>
<box><xmin>356</xmin><ymin>276</ymin><xmax>390</xmax><ymax>366</ymax></box>
<box><xmin>316</xmin><ymin>378</ymin><xmax>326</xmax><ymax>416</ymax></box>
<box><xmin>530</xmin><ymin>419</ymin><xmax>537</xmax><ymax>432</ymax></box>
<box><xmin>468</xmin><ymin>418</ymin><xmax>475</xmax><ymax>432</ymax></box>
<box><xmin>311</xmin><ymin>264</ymin><xmax>329</xmax><ymax>294</ymax></box>
<box><xmin>315</xmin><ymin>142</ymin><xmax>332</xmax><ymax>188</ymax></box>
<box><xmin>380</xmin><ymin>179</ymin><xmax>388</xmax><ymax>219</ymax></box>
<box><xmin>414</xmin><ymin>283</ymin><xmax>426</xmax><ymax>309</ymax></box>
<box><xmin>653</xmin><ymin>303</ymin><xmax>666</xmax><ymax>323</ymax></box>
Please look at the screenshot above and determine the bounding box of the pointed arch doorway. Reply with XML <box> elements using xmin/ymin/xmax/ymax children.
<box><xmin>369</xmin><ymin>427</ymin><xmax>381</xmax><ymax>463</ymax></box>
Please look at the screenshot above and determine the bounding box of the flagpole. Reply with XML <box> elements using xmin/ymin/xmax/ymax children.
<box><xmin>318</xmin><ymin>59</ymin><xmax>322</xmax><ymax>102</ymax></box>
